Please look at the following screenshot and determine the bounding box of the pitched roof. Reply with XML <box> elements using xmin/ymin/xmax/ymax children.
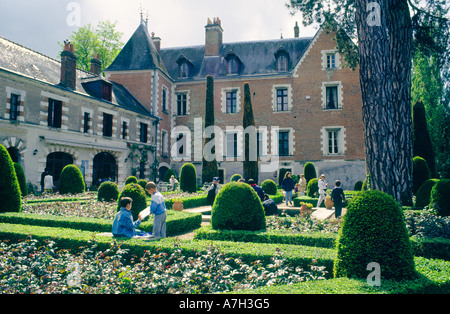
<box><xmin>0</xmin><ymin>36</ymin><xmax>157</xmax><ymax>119</ymax></box>
<box><xmin>159</xmin><ymin>37</ymin><xmax>313</xmax><ymax>80</ymax></box>
<box><xmin>106</xmin><ymin>22</ymin><xmax>169</xmax><ymax>76</ymax></box>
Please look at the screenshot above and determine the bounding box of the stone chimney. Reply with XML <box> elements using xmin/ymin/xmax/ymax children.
<box><xmin>152</xmin><ymin>32</ymin><xmax>161</xmax><ymax>53</ymax></box>
<box><xmin>90</xmin><ymin>53</ymin><xmax>102</xmax><ymax>76</ymax></box>
<box><xmin>60</xmin><ymin>40</ymin><xmax>77</xmax><ymax>90</ymax></box>
<box><xmin>294</xmin><ymin>22</ymin><xmax>300</xmax><ymax>38</ymax></box>
<box><xmin>205</xmin><ymin>17</ymin><xmax>223</xmax><ymax>57</ymax></box>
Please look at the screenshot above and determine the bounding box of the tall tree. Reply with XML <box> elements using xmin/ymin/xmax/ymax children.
<box><xmin>243</xmin><ymin>83</ymin><xmax>259</xmax><ymax>183</ymax></box>
<box><xmin>287</xmin><ymin>0</ymin><xmax>449</xmax><ymax>205</ymax></box>
<box><xmin>59</xmin><ymin>20</ymin><xmax>124</xmax><ymax>74</ymax></box>
<box><xmin>202</xmin><ymin>76</ymin><xmax>219</xmax><ymax>183</ymax></box>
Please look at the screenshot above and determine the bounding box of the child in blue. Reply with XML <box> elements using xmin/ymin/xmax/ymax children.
<box><xmin>143</xmin><ymin>181</ymin><xmax>167</xmax><ymax>238</ymax></box>
<box><xmin>112</xmin><ymin>197</ymin><xmax>142</xmax><ymax>238</ymax></box>
<box><xmin>331</xmin><ymin>180</ymin><xmax>346</xmax><ymax>218</ymax></box>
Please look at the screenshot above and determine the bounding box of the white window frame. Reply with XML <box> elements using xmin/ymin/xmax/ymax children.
<box><xmin>5</xmin><ymin>87</ymin><xmax>26</xmax><ymax>122</ymax></box>
<box><xmin>321</xmin><ymin>126</ymin><xmax>347</xmax><ymax>156</ymax></box>
<box><xmin>321</xmin><ymin>50</ymin><xmax>341</xmax><ymax>70</ymax></box>
<box><xmin>321</xmin><ymin>81</ymin><xmax>344</xmax><ymax>110</ymax></box>
<box><xmin>272</xmin><ymin>84</ymin><xmax>293</xmax><ymax>112</ymax></box>
<box><xmin>221</xmin><ymin>87</ymin><xmax>241</xmax><ymax>114</ymax></box>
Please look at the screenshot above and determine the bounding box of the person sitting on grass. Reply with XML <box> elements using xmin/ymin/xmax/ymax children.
<box><xmin>112</xmin><ymin>197</ymin><xmax>142</xmax><ymax>238</ymax></box>
<box><xmin>143</xmin><ymin>181</ymin><xmax>167</xmax><ymax>238</ymax></box>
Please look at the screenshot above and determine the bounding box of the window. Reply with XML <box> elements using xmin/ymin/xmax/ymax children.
<box><xmin>101</xmin><ymin>83</ymin><xmax>112</xmax><ymax>102</ymax></box>
<box><xmin>140</xmin><ymin>123</ymin><xmax>148</xmax><ymax>143</ymax></box>
<box><xmin>328</xmin><ymin>130</ymin><xmax>340</xmax><ymax>154</ymax></box>
<box><xmin>227</xmin><ymin>57</ymin><xmax>239</xmax><ymax>75</ymax></box>
<box><xmin>179</xmin><ymin>62</ymin><xmax>189</xmax><ymax>78</ymax></box>
<box><xmin>83</xmin><ymin>112</ymin><xmax>90</xmax><ymax>133</ymax></box>
<box><xmin>103</xmin><ymin>113</ymin><xmax>113</xmax><ymax>137</ymax></box>
<box><xmin>161</xmin><ymin>131</ymin><xmax>168</xmax><ymax>157</ymax></box>
<box><xmin>48</xmin><ymin>98</ymin><xmax>62</xmax><ymax>128</ymax></box>
<box><xmin>121</xmin><ymin>121</ymin><xmax>128</xmax><ymax>140</ymax></box>
<box><xmin>162</xmin><ymin>88</ymin><xmax>167</xmax><ymax>112</ymax></box>
<box><xmin>327</xmin><ymin>54</ymin><xmax>336</xmax><ymax>69</ymax></box>
<box><xmin>278</xmin><ymin>131</ymin><xmax>290</xmax><ymax>157</ymax></box>
<box><xmin>326</xmin><ymin>86</ymin><xmax>339</xmax><ymax>109</ymax></box>
<box><xmin>277</xmin><ymin>88</ymin><xmax>289</xmax><ymax>112</ymax></box>
<box><xmin>226</xmin><ymin>132</ymin><xmax>238</xmax><ymax>158</ymax></box>
<box><xmin>226</xmin><ymin>91</ymin><xmax>237</xmax><ymax>114</ymax></box>
<box><xmin>177</xmin><ymin>94</ymin><xmax>187</xmax><ymax>116</ymax></box>
<box><xmin>277</xmin><ymin>54</ymin><xmax>289</xmax><ymax>72</ymax></box>
<box><xmin>10</xmin><ymin>94</ymin><xmax>20</xmax><ymax>121</ymax></box>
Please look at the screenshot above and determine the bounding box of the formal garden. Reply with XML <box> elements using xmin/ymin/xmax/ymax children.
<box><xmin>0</xmin><ymin>145</ymin><xmax>449</xmax><ymax>294</ymax></box>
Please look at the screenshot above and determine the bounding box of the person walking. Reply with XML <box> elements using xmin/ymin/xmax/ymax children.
<box><xmin>281</xmin><ymin>171</ymin><xmax>295</xmax><ymax>207</ymax></box>
<box><xmin>331</xmin><ymin>180</ymin><xmax>346</xmax><ymax>218</ymax></box>
<box><xmin>317</xmin><ymin>174</ymin><xmax>328</xmax><ymax>208</ymax></box>
<box><xmin>144</xmin><ymin>182</ymin><xmax>167</xmax><ymax>238</ymax></box>
<box><xmin>298</xmin><ymin>174</ymin><xmax>307</xmax><ymax>196</ymax></box>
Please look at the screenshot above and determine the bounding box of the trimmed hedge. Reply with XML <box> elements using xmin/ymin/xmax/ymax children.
<box><xmin>97</xmin><ymin>181</ymin><xmax>120</xmax><ymax>202</ymax></box>
<box><xmin>0</xmin><ymin>145</ymin><xmax>22</xmax><ymax>213</ymax></box>
<box><xmin>430</xmin><ymin>179</ymin><xmax>450</xmax><ymax>217</ymax></box>
<box><xmin>117</xmin><ymin>184</ymin><xmax>147</xmax><ymax>221</ymax></box>
<box><xmin>59</xmin><ymin>165</ymin><xmax>86</xmax><ymax>195</ymax></box>
<box><xmin>413</xmin><ymin>156</ymin><xmax>431</xmax><ymax>195</ymax></box>
<box><xmin>13</xmin><ymin>163</ymin><xmax>27</xmax><ymax>196</ymax></box>
<box><xmin>261</xmin><ymin>179</ymin><xmax>278</xmax><ymax>195</ymax></box>
<box><xmin>0</xmin><ymin>211</ymin><xmax>202</xmax><ymax>237</ymax></box>
<box><xmin>125</xmin><ymin>176</ymin><xmax>138</xmax><ymax>185</ymax></box>
<box><xmin>415</xmin><ymin>179</ymin><xmax>439</xmax><ymax>208</ymax></box>
<box><xmin>180</xmin><ymin>163</ymin><xmax>197</xmax><ymax>193</ymax></box>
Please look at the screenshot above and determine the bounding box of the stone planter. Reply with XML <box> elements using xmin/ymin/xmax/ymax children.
<box><xmin>325</xmin><ymin>196</ymin><xmax>334</xmax><ymax>210</ymax></box>
<box><xmin>172</xmin><ymin>202</ymin><xmax>184</xmax><ymax>211</ymax></box>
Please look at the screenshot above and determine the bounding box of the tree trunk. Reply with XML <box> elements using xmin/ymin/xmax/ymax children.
<box><xmin>355</xmin><ymin>0</ymin><xmax>413</xmax><ymax>205</ymax></box>
<box><xmin>202</xmin><ymin>76</ymin><xmax>219</xmax><ymax>184</ymax></box>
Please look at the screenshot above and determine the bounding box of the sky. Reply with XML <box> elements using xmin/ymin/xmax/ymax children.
<box><xmin>0</xmin><ymin>0</ymin><xmax>319</xmax><ymax>59</ymax></box>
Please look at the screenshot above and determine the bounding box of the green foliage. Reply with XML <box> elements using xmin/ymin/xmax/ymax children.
<box><xmin>334</xmin><ymin>190</ymin><xmax>416</xmax><ymax>280</ymax></box>
<box><xmin>261</xmin><ymin>179</ymin><xmax>278</xmax><ymax>195</ymax></box>
<box><xmin>243</xmin><ymin>82</ymin><xmax>258</xmax><ymax>183</ymax></box>
<box><xmin>415</xmin><ymin>179</ymin><xmax>439</xmax><ymax>208</ymax></box>
<box><xmin>0</xmin><ymin>145</ymin><xmax>21</xmax><ymax>213</ymax></box>
<box><xmin>307</xmin><ymin>178</ymin><xmax>319</xmax><ymax>197</ymax></box>
<box><xmin>180</xmin><ymin>163</ymin><xmax>197</xmax><ymax>193</ymax></box>
<box><xmin>304</xmin><ymin>162</ymin><xmax>317</xmax><ymax>184</ymax></box>
<box><xmin>125</xmin><ymin>176</ymin><xmax>138</xmax><ymax>185</ymax></box>
<box><xmin>230</xmin><ymin>174</ymin><xmax>243</xmax><ymax>182</ymax></box>
<box><xmin>361</xmin><ymin>174</ymin><xmax>370</xmax><ymax>191</ymax></box>
<box><xmin>13</xmin><ymin>163</ymin><xmax>27</xmax><ymax>196</ymax></box>
<box><xmin>59</xmin><ymin>20</ymin><xmax>124</xmax><ymax>74</ymax></box>
<box><xmin>211</xmin><ymin>182</ymin><xmax>266</xmax><ymax>231</ymax></box>
<box><xmin>162</xmin><ymin>169</ymin><xmax>177</xmax><ymax>183</ymax></box>
<box><xmin>430</xmin><ymin>179</ymin><xmax>450</xmax><ymax>217</ymax></box>
<box><xmin>137</xmin><ymin>179</ymin><xmax>148</xmax><ymax>191</ymax></box>
<box><xmin>97</xmin><ymin>181</ymin><xmax>119</xmax><ymax>202</ymax></box>
<box><xmin>117</xmin><ymin>184</ymin><xmax>147</xmax><ymax>221</ymax></box>
<box><xmin>413</xmin><ymin>101</ymin><xmax>437</xmax><ymax>178</ymax></box>
<box><xmin>353</xmin><ymin>181</ymin><xmax>363</xmax><ymax>191</ymax></box>
<box><xmin>202</xmin><ymin>76</ymin><xmax>219</xmax><ymax>184</ymax></box>
<box><xmin>413</xmin><ymin>156</ymin><xmax>431</xmax><ymax>195</ymax></box>
<box><xmin>59</xmin><ymin>165</ymin><xmax>86</xmax><ymax>195</ymax></box>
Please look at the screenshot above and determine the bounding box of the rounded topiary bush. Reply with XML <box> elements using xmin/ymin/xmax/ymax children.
<box><xmin>59</xmin><ymin>165</ymin><xmax>86</xmax><ymax>195</ymax></box>
<box><xmin>413</xmin><ymin>156</ymin><xmax>431</xmax><ymax>195</ymax></box>
<box><xmin>117</xmin><ymin>183</ymin><xmax>148</xmax><ymax>221</ymax></box>
<box><xmin>230</xmin><ymin>174</ymin><xmax>243</xmax><ymax>182</ymax></box>
<box><xmin>304</xmin><ymin>162</ymin><xmax>317</xmax><ymax>184</ymax></box>
<box><xmin>163</xmin><ymin>169</ymin><xmax>177</xmax><ymax>183</ymax></box>
<box><xmin>0</xmin><ymin>145</ymin><xmax>21</xmax><ymax>213</ymax></box>
<box><xmin>307</xmin><ymin>178</ymin><xmax>319</xmax><ymax>197</ymax></box>
<box><xmin>13</xmin><ymin>162</ymin><xmax>27</xmax><ymax>196</ymax></box>
<box><xmin>415</xmin><ymin>179</ymin><xmax>439</xmax><ymax>208</ymax></box>
<box><xmin>430</xmin><ymin>179</ymin><xmax>450</xmax><ymax>217</ymax></box>
<box><xmin>125</xmin><ymin>176</ymin><xmax>138</xmax><ymax>185</ymax></box>
<box><xmin>211</xmin><ymin>182</ymin><xmax>266</xmax><ymax>231</ymax></box>
<box><xmin>138</xmin><ymin>179</ymin><xmax>148</xmax><ymax>191</ymax></box>
<box><xmin>180</xmin><ymin>163</ymin><xmax>197</xmax><ymax>193</ymax></box>
<box><xmin>353</xmin><ymin>181</ymin><xmax>363</xmax><ymax>192</ymax></box>
<box><xmin>97</xmin><ymin>181</ymin><xmax>120</xmax><ymax>202</ymax></box>
<box><xmin>261</xmin><ymin>179</ymin><xmax>278</xmax><ymax>195</ymax></box>
<box><xmin>334</xmin><ymin>190</ymin><xmax>416</xmax><ymax>280</ymax></box>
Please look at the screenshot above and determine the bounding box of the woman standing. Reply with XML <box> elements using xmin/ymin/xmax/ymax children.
<box><xmin>281</xmin><ymin>171</ymin><xmax>295</xmax><ymax>206</ymax></box>
<box><xmin>298</xmin><ymin>174</ymin><xmax>307</xmax><ymax>196</ymax></box>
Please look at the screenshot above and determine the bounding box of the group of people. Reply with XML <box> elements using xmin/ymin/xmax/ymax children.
<box><xmin>112</xmin><ymin>181</ymin><xmax>167</xmax><ymax>239</ymax></box>
<box><xmin>281</xmin><ymin>172</ymin><xmax>346</xmax><ymax>218</ymax></box>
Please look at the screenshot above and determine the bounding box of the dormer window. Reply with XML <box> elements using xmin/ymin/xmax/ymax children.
<box><xmin>225</xmin><ymin>52</ymin><xmax>241</xmax><ymax>75</ymax></box>
<box><xmin>176</xmin><ymin>55</ymin><xmax>193</xmax><ymax>79</ymax></box>
<box><xmin>275</xmin><ymin>48</ymin><xmax>290</xmax><ymax>72</ymax></box>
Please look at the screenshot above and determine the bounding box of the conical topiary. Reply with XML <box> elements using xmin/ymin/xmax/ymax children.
<box><xmin>13</xmin><ymin>162</ymin><xmax>28</xmax><ymax>196</ymax></box>
<box><xmin>334</xmin><ymin>190</ymin><xmax>416</xmax><ymax>280</ymax></box>
<box><xmin>0</xmin><ymin>145</ymin><xmax>22</xmax><ymax>213</ymax></box>
<box><xmin>59</xmin><ymin>164</ymin><xmax>86</xmax><ymax>195</ymax></box>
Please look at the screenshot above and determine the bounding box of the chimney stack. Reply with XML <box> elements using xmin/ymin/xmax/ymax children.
<box><xmin>152</xmin><ymin>32</ymin><xmax>161</xmax><ymax>53</ymax></box>
<box><xmin>205</xmin><ymin>17</ymin><xmax>223</xmax><ymax>57</ymax></box>
<box><xmin>294</xmin><ymin>22</ymin><xmax>300</xmax><ymax>38</ymax></box>
<box><xmin>90</xmin><ymin>53</ymin><xmax>102</xmax><ymax>76</ymax></box>
<box><xmin>60</xmin><ymin>40</ymin><xmax>77</xmax><ymax>90</ymax></box>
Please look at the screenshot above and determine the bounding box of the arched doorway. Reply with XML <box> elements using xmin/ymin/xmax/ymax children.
<box><xmin>46</xmin><ymin>152</ymin><xmax>74</xmax><ymax>187</ymax></box>
<box><xmin>93</xmin><ymin>152</ymin><xmax>117</xmax><ymax>186</ymax></box>
<box><xmin>159</xmin><ymin>166</ymin><xmax>169</xmax><ymax>183</ymax></box>
<box><xmin>7</xmin><ymin>147</ymin><xmax>20</xmax><ymax>163</ymax></box>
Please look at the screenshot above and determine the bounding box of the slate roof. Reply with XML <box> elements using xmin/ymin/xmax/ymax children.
<box><xmin>160</xmin><ymin>37</ymin><xmax>313</xmax><ymax>80</ymax></box>
<box><xmin>106</xmin><ymin>22</ymin><xmax>169</xmax><ymax>76</ymax></box>
<box><xmin>0</xmin><ymin>36</ymin><xmax>157</xmax><ymax>119</ymax></box>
